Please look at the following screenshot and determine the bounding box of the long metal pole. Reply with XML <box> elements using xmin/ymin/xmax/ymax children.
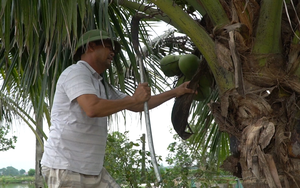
<box><xmin>131</xmin><ymin>14</ymin><xmax>162</xmax><ymax>183</ymax></box>
<box><xmin>137</xmin><ymin>55</ymin><xmax>162</xmax><ymax>183</ymax></box>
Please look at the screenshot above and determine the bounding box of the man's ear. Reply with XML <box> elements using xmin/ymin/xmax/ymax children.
<box><xmin>87</xmin><ymin>42</ymin><xmax>97</xmax><ymax>51</ymax></box>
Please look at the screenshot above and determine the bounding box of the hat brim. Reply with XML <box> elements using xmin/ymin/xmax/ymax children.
<box><xmin>73</xmin><ymin>39</ymin><xmax>121</xmax><ymax>62</ymax></box>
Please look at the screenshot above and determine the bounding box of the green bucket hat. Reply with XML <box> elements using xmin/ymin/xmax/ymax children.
<box><xmin>73</xmin><ymin>29</ymin><xmax>121</xmax><ymax>61</ymax></box>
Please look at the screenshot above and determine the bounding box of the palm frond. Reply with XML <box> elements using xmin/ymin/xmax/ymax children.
<box><xmin>0</xmin><ymin>0</ymin><xmax>231</xmax><ymax>174</ymax></box>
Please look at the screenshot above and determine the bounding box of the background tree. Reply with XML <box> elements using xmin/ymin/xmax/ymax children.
<box><xmin>0</xmin><ymin>168</ymin><xmax>6</xmax><ymax>176</ymax></box>
<box><xmin>2</xmin><ymin>166</ymin><xmax>19</xmax><ymax>176</ymax></box>
<box><xmin>27</xmin><ymin>169</ymin><xmax>35</xmax><ymax>177</ymax></box>
<box><xmin>165</xmin><ymin>136</ymin><xmax>194</xmax><ymax>188</ymax></box>
<box><xmin>165</xmin><ymin>134</ymin><xmax>235</xmax><ymax>188</ymax></box>
<box><xmin>19</xmin><ymin>169</ymin><xmax>25</xmax><ymax>176</ymax></box>
<box><xmin>104</xmin><ymin>131</ymin><xmax>158</xmax><ymax>187</ymax></box>
<box><xmin>105</xmin><ymin>131</ymin><xmax>235</xmax><ymax>187</ymax></box>
<box><xmin>0</xmin><ymin>125</ymin><xmax>17</xmax><ymax>152</ymax></box>
<box><xmin>0</xmin><ymin>168</ymin><xmax>4</xmax><ymax>175</ymax></box>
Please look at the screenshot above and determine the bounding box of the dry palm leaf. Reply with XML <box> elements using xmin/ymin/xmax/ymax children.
<box><xmin>171</xmin><ymin>64</ymin><xmax>203</xmax><ymax>140</ymax></box>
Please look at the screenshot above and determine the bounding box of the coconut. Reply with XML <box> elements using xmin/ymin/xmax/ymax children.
<box><xmin>178</xmin><ymin>54</ymin><xmax>200</xmax><ymax>79</ymax></box>
<box><xmin>176</xmin><ymin>76</ymin><xmax>190</xmax><ymax>87</ymax></box>
<box><xmin>194</xmin><ymin>85</ymin><xmax>211</xmax><ymax>101</ymax></box>
<box><xmin>160</xmin><ymin>55</ymin><xmax>182</xmax><ymax>77</ymax></box>
<box><xmin>194</xmin><ymin>73</ymin><xmax>213</xmax><ymax>101</ymax></box>
<box><xmin>199</xmin><ymin>72</ymin><xmax>213</xmax><ymax>87</ymax></box>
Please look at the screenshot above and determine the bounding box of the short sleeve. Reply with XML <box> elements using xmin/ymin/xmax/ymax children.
<box><xmin>59</xmin><ymin>66</ymin><xmax>98</xmax><ymax>102</ymax></box>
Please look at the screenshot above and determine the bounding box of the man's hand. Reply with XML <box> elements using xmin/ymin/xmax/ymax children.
<box><xmin>173</xmin><ymin>81</ymin><xmax>197</xmax><ymax>98</ymax></box>
<box><xmin>132</xmin><ymin>82</ymin><xmax>151</xmax><ymax>104</ymax></box>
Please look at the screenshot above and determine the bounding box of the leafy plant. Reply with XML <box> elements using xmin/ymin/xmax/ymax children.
<box><xmin>104</xmin><ymin>131</ymin><xmax>160</xmax><ymax>187</ymax></box>
<box><xmin>164</xmin><ymin>134</ymin><xmax>235</xmax><ymax>188</ymax></box>
<box><xmin>0</xmin><ymin>125</ymin><xmax>17</xmax><ymax>152</ymax></box>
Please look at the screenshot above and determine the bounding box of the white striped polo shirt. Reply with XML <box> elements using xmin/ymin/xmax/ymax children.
<box><xmin>41</xmin><ymin>61</ymin><xmax>127</xmax><ymax>175</ymax></box>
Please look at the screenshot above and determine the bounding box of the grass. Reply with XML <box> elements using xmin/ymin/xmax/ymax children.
<box><xmin>0</xmin><ymin>176</ymin><xmax>34</xmax><ymax>185</ymax></box>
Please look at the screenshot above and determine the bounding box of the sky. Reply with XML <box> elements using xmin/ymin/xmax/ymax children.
<box><xmin>1</xmin><ymin>122</ymin><xmax>37</xmax><ymax>171</ymax></box>
<box><xmin>0</xmin><ymin>100</ymin><xmax>177</xmax><ymax>171</ymax></box>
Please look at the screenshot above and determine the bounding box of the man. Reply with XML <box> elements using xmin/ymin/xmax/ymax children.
<box><xmin>41</xmin><ymin>29</ymin><xmax>195</xmax><ymax>188</ymax></box>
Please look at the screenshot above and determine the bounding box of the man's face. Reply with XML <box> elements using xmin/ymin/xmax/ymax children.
<box><xmin>93</xmin><ymin>40</ymin><xmax>115</xmax><ymax>69</ymax></box>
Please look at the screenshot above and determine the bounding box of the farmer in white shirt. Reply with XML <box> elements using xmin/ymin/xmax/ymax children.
<box><xmin>41</xmin><ymin>29</ymin><xmax>194</xmax><ymax>188</ymax></box>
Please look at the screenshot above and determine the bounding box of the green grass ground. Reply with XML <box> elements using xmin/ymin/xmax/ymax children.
<box><xmin>0</xmin><ymin>176</ymin><xmax>34</xmax><ymax>185</ymax></box>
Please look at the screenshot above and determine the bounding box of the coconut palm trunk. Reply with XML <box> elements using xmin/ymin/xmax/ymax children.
<box><xmin>35</xmin><ymin>115</ymin><xmax>44</xmax><ymax>188</ymax></box>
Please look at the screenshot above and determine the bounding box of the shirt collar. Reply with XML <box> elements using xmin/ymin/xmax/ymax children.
<box><xmin>77</xmin><ymin>60</ymin><xmax>103</xmax><ymax>80</ymax></box>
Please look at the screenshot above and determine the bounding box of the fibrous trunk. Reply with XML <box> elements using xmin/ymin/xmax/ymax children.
<box><xmin>213</xmin><ymin>89</ymin><xmax>300</xmax><ymax>187</ymax></box>
<box><xmin>208</xmin><ymin>0</ymin><xmax>300</xmax><ymax>187</ymax></box>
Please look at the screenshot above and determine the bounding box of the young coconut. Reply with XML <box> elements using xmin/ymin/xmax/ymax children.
<box><xmin>194</xmin><ymin>85</ymin><xmax>211</xmax><ymax>101</ymax></box>
<box><xmin>194</xmin><ymin>73</ymin><xmax>213</xmax><ymax>101</ymax></box>
<box><xmin>178</xmin><ymin>54</ymin><xmax>200</xmax><ymax>80</ymax></box>
<box><xmin>176</xmin><ymin>75</ymin><xmax>190</xmax><ymax>87</ymax></box>
<box><xmin>160</xmin><ymin>55</ymin><xmax>182</xmax><ymax>77</ymax></box>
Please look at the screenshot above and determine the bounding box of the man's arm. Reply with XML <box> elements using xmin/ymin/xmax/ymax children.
<box><xmin>77</xmin><ymin>81</ymin><xmax>195</xmax><ymax>117</ymax></box>
<box><xmin>77</xmin><ymin>82</ymin><xmax>150</xmax><ymax>117</ymax></box>
<box><xmin>126</xmin><ymin>81</ymin><xmax>195</xmax><ymax>112</ymax></box>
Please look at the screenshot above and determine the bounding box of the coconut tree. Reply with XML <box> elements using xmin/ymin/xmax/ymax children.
<box><xmin>1</xmin><ymin>0</ymin><xmax>300</xmax><ymax>187</ymax></box>
<box><xmin>115</xmin><ymin>0</ymin><xmax>300</xmax><ymax>187</ymax></box>
<box><xmin>0</xmin><ymin>37</ymin><xmax>51</xmax><ymax>187</ymax></box>
<box><xmin>140</xmin><ymin>0</ymin><xmax>300</xmax><ymax>187</ymax></box>
<box><xmin>0</xmin><ymin>0</ymin><xmax>194</xmax><ymax>187</ymax></box>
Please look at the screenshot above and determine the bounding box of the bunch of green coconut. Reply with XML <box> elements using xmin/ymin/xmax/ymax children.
<box><xmin>160</xmin><ymin>54</ymin><xmax>213</xmax><ymax>101</ymax></box>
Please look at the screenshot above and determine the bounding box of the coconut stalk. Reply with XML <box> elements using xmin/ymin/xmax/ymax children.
<box><xmin>252</xmin><ymin>0</ymin><xmax>283</xmax><ymax>66</ymax></box>
<box><xmin>196</xmin><ymin>0</ymin><xmax>230</xmax><ymax>26</ymax></box>
<box><xmin>185</xmin><ymin>0</ymin><xmax>206</xmax><ymax>16</ymax></box>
